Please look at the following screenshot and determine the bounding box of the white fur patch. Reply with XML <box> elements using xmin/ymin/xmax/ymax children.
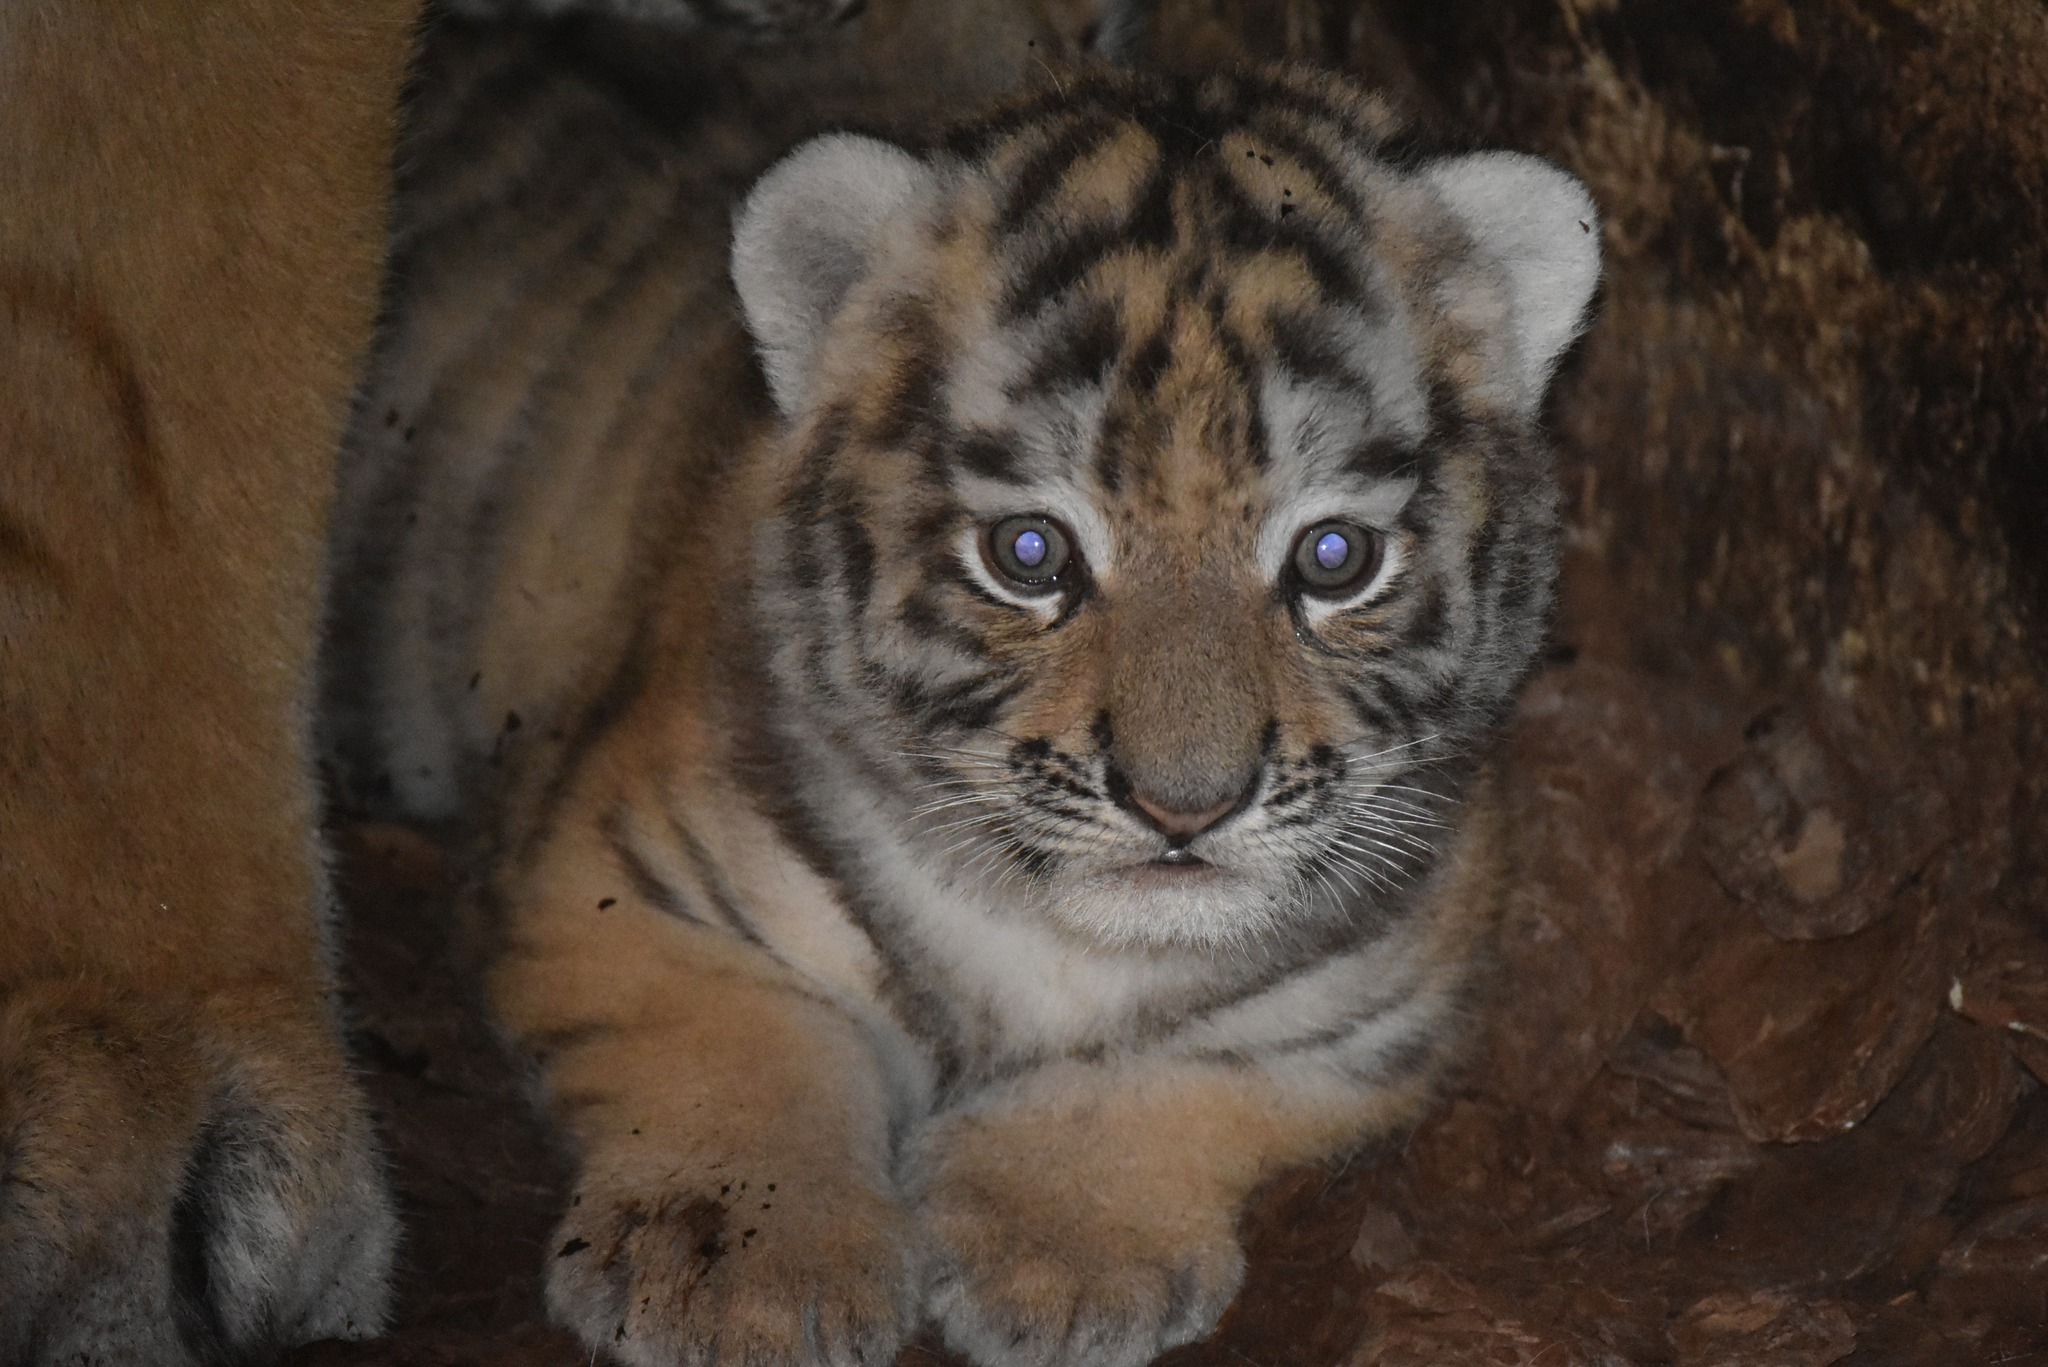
<box><xmin>1422</xmin><ymin>151</ymin><xmax>1601</xmax><ymax>409</ymax></box>
<box><xmin>732</xmin><ymin>134</ymin><xmax>938</xmax><ymax>414</ymax></box>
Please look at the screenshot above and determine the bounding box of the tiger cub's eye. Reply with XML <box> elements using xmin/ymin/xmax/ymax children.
<box><xmin>1292</xmin><ymin>520</ymin><xmax>1383</xmax><ymax>596</ymax></box>
<box><xmin>986</xmin><ymin>516</ymin><xmax>1071</xmax><ymax>590</ymax></box>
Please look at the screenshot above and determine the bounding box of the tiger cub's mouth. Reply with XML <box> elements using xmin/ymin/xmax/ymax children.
<box><xmin>1120</xmin><ymin>852</ymin><xmax>1232</xmax><ymax>890</ymax></box>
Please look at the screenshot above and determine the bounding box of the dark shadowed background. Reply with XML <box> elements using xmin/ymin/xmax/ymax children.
<box><xmin>295</xmin><ymin>2</ymin><xmax>2048</xmax><ymax>1362</ymax></box>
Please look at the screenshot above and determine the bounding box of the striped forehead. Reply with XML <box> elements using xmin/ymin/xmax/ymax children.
<box><xmin>933</xmin><ymin>86</ymin><xmax>1433</xmax><ymax>560</ymax></box>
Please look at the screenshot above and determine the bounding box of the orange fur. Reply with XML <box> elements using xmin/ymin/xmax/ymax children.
<box><xmin>0</xmin><ymin>4</ymin><xmax>416</xmax><ymax>1359</ymax></box>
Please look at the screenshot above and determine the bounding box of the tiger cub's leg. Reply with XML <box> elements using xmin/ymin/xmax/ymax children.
<box><xmin>915</xmin><ymin>1061</ymin><xmax>1428</xmax><ymax>1367</ymax></box>
<box><xmin>490</xmin><ymin>866</ymin><xmax>919</xmax><ymax>1367</ymax></box>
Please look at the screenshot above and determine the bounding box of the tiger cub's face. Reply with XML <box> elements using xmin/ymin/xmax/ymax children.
<box><xmin>734</xmin><ymin>68</ymin><xmax>1599</xmax><ymax>950</ymax></box>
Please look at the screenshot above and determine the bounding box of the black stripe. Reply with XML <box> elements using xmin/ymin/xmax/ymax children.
<box><xmin>665</xmin><ymin>812</ymin><xmax>769</xmax><ymax>948</ymax></box>
<box><xmin>1015</xmin><ymin>300</ymin><xmax>1122</xmax><ymax>396</ymax></box>
<box><xmin>1251</xmin><ymin>1007</ymin><xmax>1386</xmax><ymax>1061</ymax></box>
<box><xmin>1093</xmin><ymin>399</ymin><xmax>1132</xmax><ymax>495</ymax></box>
<box><xmin>1345</xmin><ymin>1028</ymin><xmax>1439</xmax><ymax>1086</ymax></box>
<box><xmin>833</xmin><ymin>497</ymin><xmax>876</xmax><ymax>617</ymax></box>
<box><xmin>1122</xmin><ymin>162</ymin><xmax>1178</xmax><ymax>251</ymax></box>
<box><xmin>1003</xmin><ymin>219</ymin><xmax>1126</xmax><ymax>319</ymax></box>
<box><xmin>1267</xmin><ymin>777</ymin><xmax>1312</xmax><ymax>809</ymax></box>
<box><xmin>1250</xmin><ymin>78</ymin><xmax>1395</xmax><ymax>165</ymax></box>
<box><xmin>1269</xmin><ymin>309</ymin><xmax>1366</xmax><ymax>390</ymax></box>
<box><xmin>729</xmin><ymin>707</ymin><xmax>967</xmax><ymax>1084</ymax></box>
<box><xmin>782</xmin><ymin>411</ymin><xmax>853</xmax><ymax>594</ymax></box>
<box><xmin>953</xmin><ymin>431</ymin><xmax>1026</xmax><ymax>483</ymax></box>
<box><xmin>1160</xmin><ymin>918</ymin><xmax>1406</xmax><ymax>1047</ymax></box>
<box><xmin>996</xmin><ymin>116</ymin><xmax>1117</xmax><ymax>232</ymax></box>
<box><xmin>1244</xmin><ymin>111</ymin><xmax>1377</xmax><ymax>235</ymax></box>
<box><xmin>939</xmin><ymin>83</ymin><xmax>1102</xmax><ymax>161</ymax></box>
<box><xmin>867</xmin><ymin>348</ymin><xmax>945</xmax><ymax>453</ymax></box>
<box><xmin>789</xmin><ymin>405</ymin><xmax>855</xmax><ymax>523</ymax></box>
<box><xmin>786</xmin><ymin>514</ymin><xmax>824</xmax><ymax>593</ymax></box>
<box><xmin>1425</xmin><ymin>376</ymin><xmax>1471</xmax><ymax>443</ymax></box>
<box><xmin>1408</xmin><ymin>667</ymin><xmax>1467</xmax><ymax>724</ymax></box>
<box><xmin>400</xmin><ymin>30</ymin><xmax>598</xmax><ymax>230</ymax></box>
<box><xmin>1403</xmin><ymin>578</ymin><xmax>1451</xmax><ymax>653</ymax></box>
<box><xmin>601</xmin><ymin>808</ymin><xmax>711</xmax><ymax>928</ymax></box>
<box><xmin>889</xmin><ymin>669</ymin><xmax>1025</xmax><ymax>734</ymax></box>
<box><xmin>1125</xmin><ymin>324</ymin><xmax>1173</xmax><ymax>394</ymax></box>
<box><xmin>1372</xmin><ymin>666</ymin><xmax>1438</xmax><ymax>734</ymax></box>
<box><xmin>1341</xmin><ymin>679</ymin><xmax>1406</xmax><ymax>734</ymax></box>
<box><xmin>899</xmin><ymin>590</ymin><xmax>995</xmax><ymax>662</ymax></box>
<box><xmin>1210</xmin><ymin>304</ymin><xmax>1270</xmax><ymax>470</ymax></box>
<box><xmin>904</xmin><ymin>502</ymin><xmax>961</xmax><ymax>549</ymax></box>
<box><xmin>1</xmin><ymin>272</ymin><xmax>162</xmax><ymax>509</ymax></box>
<box><xmin>1013</xmin><ymin>845</ymin><xmax>1058</xmax><ymax>880</ymax></box>
<box><xmin>954</xmin><ymin>575</ymin><xmax>1014</xmax><ymax>614</ymax></box>
<box><xmin>1210</xmin><ymin>171</ymin><xmax>1367</xmax><ymax>309</ymax></box>
<box><xmin>1346</xmin><ymin>435</ymin><xmax>1420</xmax><ymax>478</ymax></box>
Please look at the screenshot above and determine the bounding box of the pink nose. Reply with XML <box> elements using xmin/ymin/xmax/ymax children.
<box><xmin>1130</xmin><ymin>792</ymin><xmax>1239</xmax><ymax>840</ymax></box>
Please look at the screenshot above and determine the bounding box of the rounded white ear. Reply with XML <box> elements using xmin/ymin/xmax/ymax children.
<box><xmin>1422</xmin><ymin>151</ymin><xmax>1601</xmax><ymax>407</ymax></box>
<box><xmin>731</xmin><ymin>133</ymin><xmax>938</xmax><ymax>415</ymax></box>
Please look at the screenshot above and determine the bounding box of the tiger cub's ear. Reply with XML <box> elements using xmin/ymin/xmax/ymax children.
<box><xmin>732</xmin><ymin>133</ymin><xmax>939</xmax><ymax>416</ymax></box>
<box><xmin>1421</xmin><ymin>151</ymin><xmax>1602</xmax><ymax>411</ymax></box>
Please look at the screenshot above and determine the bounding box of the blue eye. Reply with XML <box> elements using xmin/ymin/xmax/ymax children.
<box><xmin>986</xmin><ymin>515</ymin><xmax>1072</xmax><ymax>590</ymax></box>
<box><xmin>1315</xmin><ymin>531</ymin><xmax>1350</xmax><ymax>571</ymax></box>
<box><xmin>1292</xmin><ymin>520</ymin><xmax>1382</xmax><ymax>595</ymax></box>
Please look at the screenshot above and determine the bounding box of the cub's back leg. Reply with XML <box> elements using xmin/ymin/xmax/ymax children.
<box><xmin>0</xmin><ymin>2</ymin><xmax>415</xmax><ymax>1360</ymax></box>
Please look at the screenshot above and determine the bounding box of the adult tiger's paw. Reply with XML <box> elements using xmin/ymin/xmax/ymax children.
<box><xmin>0</xmin><ymin>982</ymin><xmax>396</xmax><ymax>1367</ymax></box>
<box><xmin>548</xmin><ymin>1168</ymin><xmax>918</xmax><ymax>1367</ymax></box>
<box><xmin>917</xmin><ymin>1127</ymin><xmax>1246</xmax><ymax>1367</ymax></box>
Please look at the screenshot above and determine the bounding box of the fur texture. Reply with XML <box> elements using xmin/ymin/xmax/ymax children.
<box><xmin>326</xmin><ymin>15</ymin><xmax>1598</xmax><ymax>1365</ymax></box>
<box><xmin>1</xmin><ymin>1</ymin><xmax>868</xmax><ymax>1360</ymax></box>
<box><xmin>0</xmin><ymin>3</ymin><xmax>415</xmax><ymax>1361</ymax></box>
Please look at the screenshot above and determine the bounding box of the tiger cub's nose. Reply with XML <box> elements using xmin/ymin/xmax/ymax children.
<box><xmin>1130</xmin><ymin>790</ymin><xmax>1243</xmax><ymax>841</ymax></box>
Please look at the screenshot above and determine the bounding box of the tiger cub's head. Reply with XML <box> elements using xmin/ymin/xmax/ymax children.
<box><xmin>732</xmin><ymin>66</ymin><xmax>1599</xmax><ymax>951</ymax></box>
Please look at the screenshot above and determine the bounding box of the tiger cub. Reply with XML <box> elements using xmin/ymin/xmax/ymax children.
<box><xmin>327</xmin><ymin>12</ymin><xmax>1599</xmax><ymax>1365</ymax></box>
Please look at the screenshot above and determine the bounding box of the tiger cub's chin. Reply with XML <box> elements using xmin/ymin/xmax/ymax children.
<box><xmin>1021</xmin><ymin>859</ymin><xmax>1295</xmax><ymax>951</ymax></box>
<box><xmin>337</xmin><ymin>43</ymin><xmax>1599</xmax><ymax>1367</ymax></box>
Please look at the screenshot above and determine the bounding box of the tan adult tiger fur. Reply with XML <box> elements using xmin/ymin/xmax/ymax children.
<box><xmin>326</xmin><ymin>7</ymin><xmax>1600</xmax><ymax>1365</ymax></box>
<box><xmin>0</xmin><ymin>3</ymin><xmax>416</xmax><ymax>1361</ymax></box>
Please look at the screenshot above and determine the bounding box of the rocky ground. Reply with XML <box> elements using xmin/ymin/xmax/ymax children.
<box><xmin>294</xmin><ymin>2</ymin><xmax>2048</xmax><ymax>1363</ymax></box>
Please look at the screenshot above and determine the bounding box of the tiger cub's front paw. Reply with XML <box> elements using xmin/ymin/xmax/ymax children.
<box><xmin>918</xmin><ymin>1138</ymin><xmax>1246</xmax><ymax>1367</ymax></box>
<box><xmin>547</xmin><ymin>1169</ymin><xmax>919</xmax><ymax>1367</ymax></box>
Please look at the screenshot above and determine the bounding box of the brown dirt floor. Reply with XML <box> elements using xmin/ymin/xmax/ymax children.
<box><xmin>294</xmin><ymin>1</ymin><xmax>2048</xmax><ymax>1363</ymax></box>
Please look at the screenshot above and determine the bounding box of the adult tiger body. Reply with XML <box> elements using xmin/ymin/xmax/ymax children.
<box><xmin>0</xmin><ymin>3</ymin><xmax>417</xmax><ymax>1360</ymax></box>
<box><xmin>327</xmin><ymin>10</ymin><xmax>1600</xmax><ymax>1364</ymax></box>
